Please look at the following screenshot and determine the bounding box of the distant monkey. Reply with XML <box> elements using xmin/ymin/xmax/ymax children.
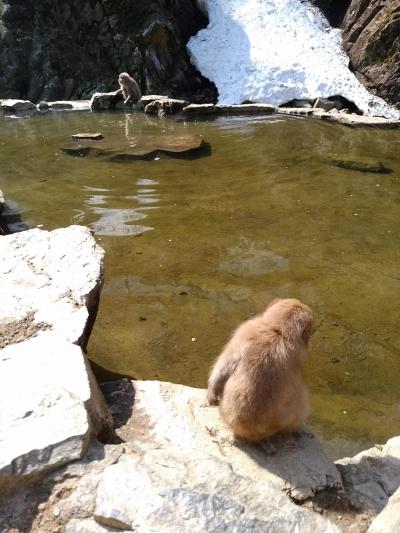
<box><xmin>118</xmin><ymin>72</ymin><xmax>141</xmax><ymax>105</ymax></box>
<box><xmin>207</xmin><ymin>298</ymin><xmax>313</xmax><ymax>442</ymax></box>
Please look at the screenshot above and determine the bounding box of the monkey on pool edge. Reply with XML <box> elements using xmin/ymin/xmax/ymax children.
<box><xmin>207</xmin><ymin>298</ymin><xmax>313</xmax><ymax>443</ymax></box>
<box><xmin>118</xmin><ymin>72</ymin><xmax>141</xmax><ymax>105</ymax></box>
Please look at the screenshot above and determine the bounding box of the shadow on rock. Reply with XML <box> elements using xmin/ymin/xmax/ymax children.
<box><xmin>100</xmin><ymin>379</ymin><xmax>136</xmax><ymax>444</ymax></box>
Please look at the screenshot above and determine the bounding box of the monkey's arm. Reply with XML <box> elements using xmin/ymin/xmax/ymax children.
<box><xmin>207</xmin><ymin>346</ymin><xmax>241</xmax><ymax>405</ymax></box>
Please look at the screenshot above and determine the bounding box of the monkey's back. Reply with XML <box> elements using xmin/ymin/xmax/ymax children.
<box><xmin>219</xmin><ymin>335</ymin><xmax>309</xmax><ymax>441</ymax></box>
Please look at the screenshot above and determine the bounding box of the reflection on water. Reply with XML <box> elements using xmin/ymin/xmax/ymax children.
<box><xmin>1</xmin><ymin>110</ymin><xmax>400</xmax><ymax>458</ymax></box>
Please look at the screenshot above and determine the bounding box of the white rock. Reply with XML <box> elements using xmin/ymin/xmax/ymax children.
<box><xmin>130</xmin><ymin>380</ymin><xmax>342</xmax><ymax>500</ymax></box>
<box><xmin>0</xmin><ymin>332</ymin><xmax>112</xmax><ymax>481</ymax></box>
<box><xmin>368</xmin><ymin>486</ymin><xmax>400</xmax><ymax>533</ymax></box>
<box><xmin>187</xmin><ymin>0</ymin><xmax>399</xmax><ymax>118</ymax></box>
<box><xmin>336</xmin><ymin>437</ymin><xmax>400</xmax><ymax>513</ymax></box>
<box><xmin>94</xmin><ymin>438</ymin><xmax>340</xmax><ymax>532</ymax></box>
<box><xmin>0</xmin><ymin>225</ymin><xmax>104</xmax><ymax>348</ymax></box>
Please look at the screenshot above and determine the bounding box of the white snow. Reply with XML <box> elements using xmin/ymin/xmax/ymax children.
<box><xmin>189</xmin><ymin>0</ymin><xmax>399</xmax><ymax>118</ymax></box>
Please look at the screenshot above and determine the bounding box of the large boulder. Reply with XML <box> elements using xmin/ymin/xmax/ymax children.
<box><xmin>0</xmin><ymin>226</ymin><xmax>113</xmax><ymax>486</ymax></box>
<box><xmin>341</xmin><ymin>0</ymin><xmax>400</xmax><ymax>107</ymax></box>
<box><xmin>0</xmin><ymin>333</ymin><xmax>112</xmax><ymax>485</ymax></box>
<box><xmin>0</xmin><ymin>225</ymin><xmax>104</xmax><ymax>348</ymax></box>
<box><xmin>0</xmin><ymin>99</ymin><xmax>36</xmax><ymax>113</ymax></box>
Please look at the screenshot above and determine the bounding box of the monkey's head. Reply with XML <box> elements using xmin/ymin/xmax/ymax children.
<box><xmin>264</xmin><ymin>298</ymin><xmax>314</xmax><ymax>345</ymax></box>
<box><xmin>118</xmin><ymin>72</ymin><xmax>130</xmax><ymax>86</ymax></box>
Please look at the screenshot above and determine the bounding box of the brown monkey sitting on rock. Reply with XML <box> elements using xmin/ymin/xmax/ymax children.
<box><xmin>118</xmin><ymin>72</ymin><xmax>141</xmax><ymax>105</ymax></box>
<box><xmin>207</xmin><ymin>298</ymin><xmax>313</xmax><ymax>442</ymax></box>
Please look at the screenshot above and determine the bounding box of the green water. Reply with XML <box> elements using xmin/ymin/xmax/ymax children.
<box><xmin>1</xmin><ymin>110</ymin><xmax>400</xmax><ymax>458</ymax></box>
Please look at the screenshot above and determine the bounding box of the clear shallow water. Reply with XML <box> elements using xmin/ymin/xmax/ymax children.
<box><xmin>1</xmin><ymin>110</ymin><xmax>400</xmax><ymax>458</ymax></box>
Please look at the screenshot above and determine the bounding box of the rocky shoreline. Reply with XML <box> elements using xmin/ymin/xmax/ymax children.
<box><xmin>1</xmin><ymin>95</ymin><xmax>400</xmax><ymax>129</ymax></box>
<box><xmin>0</xmin><ymin>220</ymin><xmax>399</xmax><ymax>532</ymax></box>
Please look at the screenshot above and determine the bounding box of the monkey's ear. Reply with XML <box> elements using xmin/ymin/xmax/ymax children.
<box><xmin>282</xmin><ymin>305</ymin><xmax>313</xmax><ymax>344</ymax></box>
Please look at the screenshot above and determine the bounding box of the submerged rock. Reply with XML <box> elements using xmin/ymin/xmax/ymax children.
<box><xmin>72</xmin><ymin>133</ymin><xmax>104</xmax><ymax>140</ymax></box>
<box><xmin>330</xmin><ymin>159</ymin><xmax>393</xmax><ymax>174</ymax></box>
<box><xmin>61</xmin><ymin>135</ymin><xmax>209</xmax><ymax>161</ymax></box>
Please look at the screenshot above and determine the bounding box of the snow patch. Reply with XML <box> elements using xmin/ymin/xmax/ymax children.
<box><xmin>188</xmin><ymin>0</ymin><xmax>399</xmax><ymax>118</ymax></box>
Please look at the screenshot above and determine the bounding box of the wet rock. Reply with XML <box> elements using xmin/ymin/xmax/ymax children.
<box><xmin>277</xmin><ymin>107</ymin><xmax>314</xmax><ymax>117</ymax></box>
<box><xmin>72</xmin><ymin>133</ymin><xmax>104</xmax><ymax>140</ymax></box>
<box><xmin>368</xmin><ymin>486</ymin><xmax>400</xmax><ymax>533</ymax></box>
<box><xmin>0</xmin><ymin>99</ymin><xmax>36</xmax><ymax>113</ymax></box>
<box><xmin>144</xmin><ymin>98</ymin><xmax>189</xmax><ymax>115</ymax></box>
<box><xmin>183</xmin><ymin>103</ymin><xmax>276</xmax><ymax>115</ymax></box>
<box><xmin>280</xmin><ymin>98</ymin><xmax>314</xmax><ymax>108</ymax></box>
<box><xmin>330</xmin><ymin>159</ymin><xmax>393</xmax><ymax>174</ymax></box>
<box><xmin>61</xmin><ymin>135</ymin><xmax>208</xmax><ymax>161</ymax></box>
<box><xmin>313</xmin><ymin>97</ymin><xmax>337</xmax><ymax>112</ymax></box>
<box><xmin>46</xmin><ymin>101</ymin><xmax>74</xmax><ymax>110</ymax></box>
<box><xmin>140</xmin><ymin>94</ymin><xmax>169</xmax><ymax>106</ymax></box>
<box><xmin>90</xmin><ymin>90</ymin><xmax>124</xmax><ymax>111</ymax></box>
<box><xmin>0</xmin><ymin>333</ymin><xmax>112</xmax><ymax>485</ymax></box>
<box><xmin>342</xmin><ymin>0</ymin><xmax>400</xmax><ymax>107</ymax></box>
<box><xmin>336</xmin><ymin>436</ymin><xmax>400</xmax><ymax>513</ymax></box>
<box><xmin>0</xmin><ymin>225</ymin><xmax>104</xmax><ymax>348</ymax></box>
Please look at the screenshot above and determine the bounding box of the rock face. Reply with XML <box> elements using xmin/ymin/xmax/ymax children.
<box><xmin>341</xmin><ymin>0</ymin><xmax>400</xmax><ymax>107</ymax></box>
<box><xmin>0</xmin><ymin>0</ymin><xmax>216</xmax><ymax>102</ymax></box>
<box><xmin>336</xmin><ymin>437</ymin><xmax>400</xmax><ymax>513</ymax></box>
<box><xmin>0</xmin><ymin>226</ymin><xmax>113</xmax><ymax>485</ymax></box>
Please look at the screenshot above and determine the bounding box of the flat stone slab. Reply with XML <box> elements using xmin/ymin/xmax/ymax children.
<box><xmin>336</xmin><ymin>437</ymin><xmax>400</xmax><ymax>513</ymax></box>
<box><xmin>72</xmin><ymin>133</ymin><xmax>104</xmax><ymax>140</ymax></box>
<box><xmin>90</xmin><ymin>380</ymin><xmax>340</xmax><ymax>532</ymax></box>
<box><xmin>276</xmin><ymin>107</ymin><xmax>400</xmax><ymax>127</ymax></box>
<box><xmin>183</xmin><ymin>103</ymin><xmax>276</xmax><ymax>115</ymax></box>
<box><xmin>140</xmin><ymin>94</ymin><xmax>169</xmax><ymax>105</ymax></box>
<box><xmin>0</xmin><ymin>225</ymin><xmax>104</xmax><ymax>348</ymax></box>
<box><xmin>0</xmin><ymin>332</ymin><xmax>112</xmax><ymax>484</ymax></box>
<box><xmin>111</xmin><ymin>380</ymin><xmax>343</xmax><ymax>501</ymax></box>
<box><xmin>61</xmin><ymin>135</ymin><xmax>208</xmax><ymax>161</ymax></box>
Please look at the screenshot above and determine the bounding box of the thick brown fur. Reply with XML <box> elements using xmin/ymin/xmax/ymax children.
<box><xmin>207</xmin><ymin>298</ymin><xmax>313</xmax><ymax>442</ymax></box>
<box><xmin>118</xmin><ymin>72</ymin><xmax>141</xmax><ymax>105</ymax></box>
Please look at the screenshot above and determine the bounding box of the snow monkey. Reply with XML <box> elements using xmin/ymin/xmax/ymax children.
<box><xmin>118</xmin><ymin>72</ymin><xmax>141</xmax><ymax>105</ymax></box>
<box><xmin>207</xmin><ymin>298</ymin><xmax>313</xmax><ymax>442</ymax></box>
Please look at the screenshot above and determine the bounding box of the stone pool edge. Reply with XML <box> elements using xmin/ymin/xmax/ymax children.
<box><xmin>1</xmin><ymin>96</ymin><xmax>400</xmax><ymax>129</ymax></box>
<box><xmin>0</xmin><ymin>212</ymin><xmax>399</xmax><ymax>530</ymax></box>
